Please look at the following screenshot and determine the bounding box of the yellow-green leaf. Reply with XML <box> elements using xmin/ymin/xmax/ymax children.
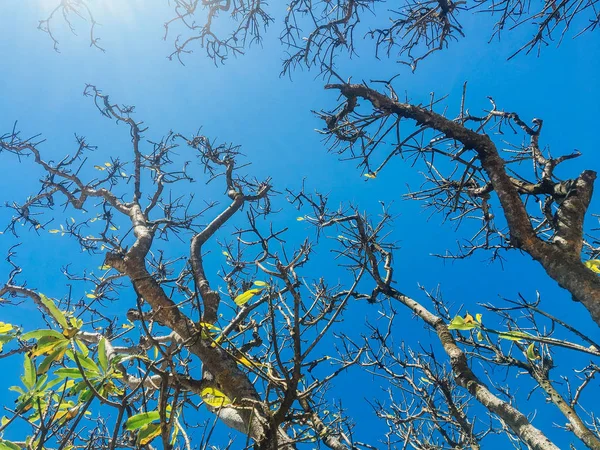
<box><xmin>234</xmin><ymin>288</ymin><xmax>263</xmax><ymax>306</ymax></box>
<box><xmin>98</xmin><ymin>337</ymin><xmax>108</xmax><ymax>372</ymax></box>
<box><xmin>22</xmin><ymin>355</ymin><xmax>36</xmax><ymax>389</ymax></box>
<box><xmin>48</xmin><ymin>229</ymin><xmax>61</xmax><ymax>234</ymax></box>
<box><xmin>0</xmin><ymin>440</ymin><xmax>21</xmax><ymax>450</ymax></box>
<box><xmin>526</xmin><ymin>342</ymin><xmax>540</xmax><ymax>360</ymax></box>
<box><xmin>448</xmin><ymin>315</ymin><xmax>478</xmax><ymax>331</ymax></box>
<box><xmin>364</xmin><ymin>172</ymin><xmax>377</xmax><ymax>179</ymax></box>
<box><xmin>201</xmin><ymin>387</ymin><xmax>232</xmax><ymax>407</ymax></box>
<box><xmin>0</xmin><ymin>322</ymin><xmax>13</xmax><ymax>334</ymax></box>
<box><xmin>499</xmin><ymin>331</ymin><xmax>531</xmax><ymax>342</ymax></box>
<box><xmin>236</xmin><ymin>355</ymin><xmax>268</xmax><ymax>369</ymax></box>
<box><xmin>37</xmin><ymin>344</ymin><xmax>68</xmax><ymax>374</ymax></box>
<box><xmin>104</xmin><ymin>162</ymin><xmax>112</xmax><ymax>167</ymax></box>
<box><xmin>125</xmin><ymin>411</ymin><xmax>160</xmax><ymax>431</ymax></box>
<box><xmin>86</xmin><ymin>293</ymin><xmax>97</xmax><ymax>299</ymax></box>
<box><xmin>93</xmin><ymin>165</ymin><xmax>105</xmax><ymax>171</ymax></box>
<box><xmin>584</xmin><ymin>260</ymin><xmax>600</xmax><ymax>273</ymax></box>
<box><xmin>30</xmin><ymin>338</ymin><xmax>68</xmax><ymax>358</ymax></box>
<box><xmin>137</xmin><ymin>423</ymin><xmax>161</xmax><ymax>445</ymax></box>
<box><xmin>253</xmin><ymin>281</ymin><xmax>268</xmax><ymax>287</ymax></box>
<box><xmin>475</xmin><ymin>313</ymin><xmax>482</xmax><ymax>323</ymax></box>
<box><xmin>477</xmin><ymin>331</ymin><xmax>484</xmax><ymax>342</ymax></box>
<box><xmin>296</xmin><ymin>217</ymin><xmax>305</xmax><ymax>221</ymax></box>
<box><xmin>39</xmin><ymin>293</ymin><xmax>69</xmax><ymax>330</ymax></box>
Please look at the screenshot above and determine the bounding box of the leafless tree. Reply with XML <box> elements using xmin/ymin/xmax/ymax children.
<box><xmin>0</xmin><ymin>82</ymin><xmax>599</xmax><ymax>450</ymax></box>
<box><xmin>36</xmin><ymin>0</ymin><xmax>599</xmax><ymax>70</ymax></box>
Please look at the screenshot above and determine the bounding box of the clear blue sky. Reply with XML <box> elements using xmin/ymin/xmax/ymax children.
<box><xmin>0</xmin><ymin>1</ymin><xmax>599</xmax><ymax>448</ymax></box>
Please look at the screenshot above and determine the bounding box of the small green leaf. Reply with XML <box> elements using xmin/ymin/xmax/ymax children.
<box><xmin>98</xmin><ymin>338</ymin><xmax>108</xmax><ymax>372</ymax></box>
<box><xmin>448</xmin><ymin>315</ymin><xmax>478</xmax><ymax>331</ymax></box>
<box><xmin>477</xmin><ymin>331</ymin><xmax>484</xmax><ymax>342</ymax></box>
<box><xmin>0</xmin><ymin>323</ymin><xmax>13</xmax><ymax>334</ymax></box>
<box><xmin>48</xmin><ymin>229</ymin><xmax>61</xmax><ymax>234</ymax></box>
<box><xmin>137</xmin><ymin>423</ymin><xmax>161</xmax><ymax>445</ymax></box>
<box><xmin>499</xmin><ymin>331</ymin><xmax>531</xmax><ymax>342</ymax></box>
<box><xmin>296</xmin><ymin>217</ymin><xmax>305</xmax><ymax>221</ymax></box>
<box><xmin>234</xmin><ymin>288</ymin><xmax>263</xmax><ymax>306</ymax></box>
<box><xmin>0</xmin><ymin>440</ymin><xmax>22</xmax><ymax>450</ymax></box>
<box><xmin>125</xmin><ymin>411</ymin><xmax>161</xmax><ymax>431</ymax></box>
<box><xmin>39</xmin><ymin>293</ymin><xmax>69</xmax><ymax>330</ymax></box>
<box><xmin>54</xmin><ymin>368</ymin><xmax>84</xmax><ymax>380</ymax></box>
<box><xmin>22</xmin><ymin>355</ymin><xmax>36</xmax><ymax>389</ymax></box>
<box><xmin>201</xmin><ymin>387</ymin><xmax>232</xmax><ymax>407</ymax></box>
<box><xmin>526</xmin><ymin>342</ymin><xmax>540</xmax><ymax>360</ymax></box>
<box><xmin>364</xmin><ymin>172</ymin><xmax>377</xmax><ymax>179</ymax></box>
<box><xmin>37</xmin><ymin>346</ymin><xmax>66</xmax><ymax>375</ymax></box>
<box><xmin>21</xmin><ymin>329</ymin><xmax>66</xmax><ymax>341</ymax></box>
<box><xmin>67</xmin><ymin>350</ymin><xmax>100</xmax><ymax>375</ymax></box>
<box><xmin>253</xmin><ymin>280</ymin><xmax>268</xmax><ymax>287</ymax></box>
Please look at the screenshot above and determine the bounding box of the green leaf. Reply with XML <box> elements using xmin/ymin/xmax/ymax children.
<box><xmin>75</xmin><ymin>339</ymin><xmax>89</xmax><ymax>357</ymax></box>
<box><xmin>54</xmin><ymin>368</ymin><xmax>84</xmax><ymax>380</ymax></box>
<box><xmin>364</xmin><ymin>172</ymin><xmax>377</xmax><ymax>179</ymax></box>
<box><xmin>201</xmin><ymin>387</ymin><xmax>232</xmax><ymax>407</ymax></box>
<box><xmin>448</xmin><ymin>315</ymin><xmax>478</xmax><ymax>331</ymax></box>
<box><xmin>137</xmin><ymin>423</ymin><xmax>161</xmax><ymax>445</ymax></box>
<box><xmin>39</xmin><ymin>293</ymin><xmax>69</xmax><ymax>330</ymax></box>
<box><xmin>477</xmin><ymin>331</ymin><xmax>484</xmax><ymax>342</ymax></box>
<box><xmin>21</xmin><ymin>329</ymin><xmax>66</xmax><ymax>341</ymax></box>
<box><xmin>125</xmin><ymin>411</ymin><xmax>161</xmax><ymax>431</ymax></box>
<box><xmin>584</xmin><ymin>259</ymin><xmax>600</xmax><ymax>273</ymax></box>
<box><xmin>234</xmin><ymin>288</ymin><xmax>263</xmax><ymax>306</ymax></box>
<box><xmin>0</xmin><ymin>440</ymin><xmax>22</xmax><ymax>450</ymax></box>
<box><xmin>37</xmin><ymin>344</ymin><xmax>68</xmax><ymax>375</ymax></box>
<box><xmin>526</xmin><ymin>342</ymin><xmax>540</xmax><ymax>360</ymax></box>
<box><xmin>30</xmin><ymin>337</ymin><xmax>69</xmax><ymax>358</ymax></box>
<box><xmin>0</xmin><ymin>323</ymin><xmax>13</xmax><ymax>334</ymax></box>
<box><xmin>499</xmin><ymin>331</ymin><xmax>532</xmax><ymax>342</ymax></box>
<box><xmin>98</xmin><ymin>337</ymin><xmax>108</xmax><ymax>372</ymax></box>
<box><xmin>296</xmin><ymin>217</ymin><xmax>305</xmax><ymax>221</ymax></box>
<box><xmin>22</xmin><ymin>355</ymin><xmax>36</xmax><ymax>389</ymax></box>
<box><xmin>253</xmin><ymin>281</ymin><xmax>268</xmax><ymax>287</ymax></box>
<box><xmin>67</xmin><ymin>350</ymin><xmax>100</xmax><ymax>376</ymax></box>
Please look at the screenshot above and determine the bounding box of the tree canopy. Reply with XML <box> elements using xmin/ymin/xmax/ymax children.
<box><xmin>0</xmin><ymin>1</ymin><xmax>599</xmax><ymax>450</ymax></box>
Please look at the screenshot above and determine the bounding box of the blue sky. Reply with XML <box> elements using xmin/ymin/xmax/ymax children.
<box><xmin>1</xmin><ymin>1</ymin><xmax>599</xmax><ymax>448</ymax></box>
